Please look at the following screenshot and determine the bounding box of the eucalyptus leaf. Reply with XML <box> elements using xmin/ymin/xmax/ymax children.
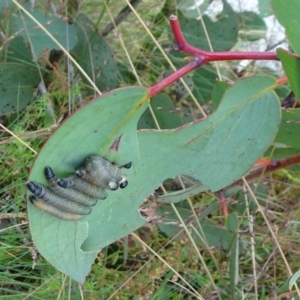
<box><xmin>72</xmin><ymin>14</ymin><xmax>118</xmax><ymax>92</ymax></box>
<box><xmin>11</xmin><ymin>3</ymin><xmax>77</xmax><ymax>57</ymax></box>
<box><xmin>5</xmin><ymin>36</ymin><xmax>32</xmax><ymax>64</ymax></box>
<box><xmin>272</xmin><ymin>0</ymin><xmax>300</xmax><ymax>56</ymax></box>
<box><xmin>237</xmin><ymin>11</ymin><xmax>267</xmax><ymax>41</ymax></box>
<box><xmin>28</xmin><ymin>75</ymin><xmax>281</xmax><ymax>283</ymax></box>
<box><xmin>275</xmin><ymin>108</ymin><xmax>300</xmax><ymax>151</ymax></box>
<box><xmin>179</xmin><ymin>1</ymin><xmax>238</xmax><ymax>51</ymax></box>
<box><xmin>259</xmin><ymin>0</ymin><xmax>273</xmax><ymax>17</ymax></box>
<box><xmin>177</xmin><ymin>0</ymin><xmax>211</xmax><ymax>19</ymax></box>
<box><xmin>0</xmin><ymin>63</ymin><xmax>40</xmax><ymax>116</ymax></box>
<box><xmin>277</xmin><ymin>48</ymin><xmax>300</xmax><ymax>103</ymax></box>
<box><xmin>138</xmin><ymin>93</ymin><xmax>184</xmax><ymax>129</ymax></box>
<box><xmin>192</xmin><ymin>64</ymin><xmax>217</xmax><ymax>104</ymax></box>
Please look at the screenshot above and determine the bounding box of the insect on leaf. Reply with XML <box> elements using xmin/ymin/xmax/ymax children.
<box><xmin>28</xmin><ymin>76</ymin><xmax>281</xmax><ymax>283</ymax></box>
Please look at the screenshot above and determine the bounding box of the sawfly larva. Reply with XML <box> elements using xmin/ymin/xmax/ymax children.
<box><xmin>45</xmin><ymin>166</ymin><xmax>98</xmax><ymax>206</ymax></box>
<box><xmin>122</xmin><ymin>162</ymin><xmax>132</xmax><ymax>169</ymax></box>
<box><xmin>57</xmin><ymin>175</ymin><xmax>108</xmax><ymax>199</ymax></box>
<box><xmin>27</xmin><ymin>182</ymin><xmax>92</xmax><ymax>215</ymax></box>
<box><xmin>76</xmin><ymin>156</ymin><xmax>128</xmax><ymax>190</ymax></box>
<box><xmin>28</xmin><ymin>156</ymin><xmax>131</xmax><ymax>221</ymax></box>
<box><xmin>30</xmin><ymin>196</ymin><xmax>85</xmax><ymax>221</ymax></box>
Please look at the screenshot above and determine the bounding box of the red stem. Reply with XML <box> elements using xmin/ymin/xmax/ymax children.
<box><xmin>227</xmin><ymin>153</ymin><xmax>300</xmax><ymax>190</ymax></box>
<box><xmin>149</xmin><ymin>15</ymin><xmax>279</xmax><ymax>98</ymax></box>
<box><xmin>277</xmin><ymin>76</ymin><xmax>288</xmax><ymax>85</ymax></box>
<box><xmin>149</xmin><ymin>59</ymin><xmax>204</xmax><ymax>98</ymax></box>
<box><xmin>218</xmin><ymin>190</ymin><xmax>228</xmax><ymax>219</ymax></box>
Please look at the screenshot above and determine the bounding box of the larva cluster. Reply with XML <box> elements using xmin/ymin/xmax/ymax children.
<box><xmin>27</xmin><ymin>156</ymin><xmax>131</xmax><ymax>221</ymax></box>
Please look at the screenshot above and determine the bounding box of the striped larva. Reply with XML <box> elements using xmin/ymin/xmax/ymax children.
<box><xmin>57</xmin><ymin>175</ymin><xmax>108</xmax><ymax>199</ymax></box>
<box><xmin>45</xmin><ymin>166</ymin><xmax>98</xmax><ymax>206</ymax></box>
<box><xmin>27</xmin><ymin>182</ymin><xmax>92</xmax><ymax>215</ymax></box>
<box><xmin>76</xmin><ymin>156</ymin><xmax>129</xmax><ymax>190</ymax></box>
<box><xmin>27</xmin><ymin>156</ymin><xmax>131</xmax><ymax>221</ymax></box>
<box><xmin>29</xmin><ymin>196</ymin><xmax>85</xmax><ymax>221</ymax></box>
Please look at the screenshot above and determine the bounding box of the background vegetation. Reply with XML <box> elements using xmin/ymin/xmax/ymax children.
<box><xmin>1</xmin><ymin>0</ymin><xmax>300</xmax><ymax>299</ymax></box>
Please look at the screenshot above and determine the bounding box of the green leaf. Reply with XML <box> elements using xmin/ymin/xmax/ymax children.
<box><xmin>138</xmin><ymin>76</ymin><xmax>280</xmax><ymax>192</ymax></box>
<box><xmin>157</xmin><ymin>204</ymin><xmax>236</xmax><ymax>250</ymax></box>
<box><xmin>11</xmin><ymin>3</ymin><xmax>77</xmax><ymax>56</ymax></box>
<box><xmin>277</xmin><ymin>48</ymin><xmax>300</xmax><ymax>103</ymax></box>
<box><xmin>158</xmin><ymin>68</ymin><xmax>194</xmax><ymax>102</ymax></box>
<box><xmin>279</xmin><ymin>268</ymin><xmax>300</xmax><ymax>293</ymax></box>
<box><xmin>259</xmin><ymin>0</ymin><xmax>273</xmax><ymax>17</ymax></box>
<box><xmin>227</xmin><ymin>211</ymin><xmax>238</xmax><ymax>233</ymax></box>
<box><xmin>28</xmin><ymin>87</ymin><xmax>149</xmax><ymax>283</ymax></box>
<box><xmin>272</xmin><ymin>0</ymin><xmax>300</xmax><ymax>56</ymax></box>
<box><xmin>177</xmin><ymin>0</ymin><xmax>211</xmax><ymax>19</ymax></box>
<box><xmin>192</xmin><ymin>64</ymin><xmax>217</xmax><ymax>104</ymax></box>
<box><xmin>28</xmin><ymin>76</ymin><xmax>280</xmax><ymax>283</ymax></box>
<box><xmin>72</xmin><ymin>14</ymin><xmax>118</xmax><ymax>92</ymax></box>
<box><xmin>5</xmin><ymin>36</ymin><xmax>32</xmax><ymax>64</ymax></box>
<box><xmin>272</xmin><ymin>146</ymin><xmax>300</xmax><ymax>160</ymax></box>
<box><xmin>165</xmin><ymin>70</ymin><xmax>194</xmax><ymax>102</ymax></box>
<box><xmin>275</xmin><ymin>108</ymin><xmax>300</xmax><ymax>151</ymax></box>
<box><xmin>212</xmin><ymin>80</ymin><xmax>230</xmax><ymax>110</ymax></box>
<box><xmin>278</xmin><ymin>279</ymin><xmax>289</xmax><ymax>294</ymax></box>
<box><xmin>0</xmin><ymin>63</ymin><xmax>40</xmax><ymax>116</ymax></box>
<box><xmin>179</xmin><ymin>0</ymin><xmax>238</xmax><ymax>51</ymax></box>
<box><xmin>138</xmin><ymin>93</ymin><xmax>184</xmax><ymax>129</ymax></box>
<box><xmin>166</xmin><ymin>52</ymin><xmax>217</xmax><ymax>104</ymax></box>
<box><xmin>237</xmin><ymin>11</ymin><xmax>267</xmax><ymax>41</ymax></box>
<box><xmin>288</xmin><ymin>269</ymin><xmax>300</xmax><ymax>291</ymax></box>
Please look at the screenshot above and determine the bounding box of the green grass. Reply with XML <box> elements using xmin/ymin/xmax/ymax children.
<box><xmin>1</xmin><ymin>0</ymin><xmax>300</xmax><ymax>299</ymax></box>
